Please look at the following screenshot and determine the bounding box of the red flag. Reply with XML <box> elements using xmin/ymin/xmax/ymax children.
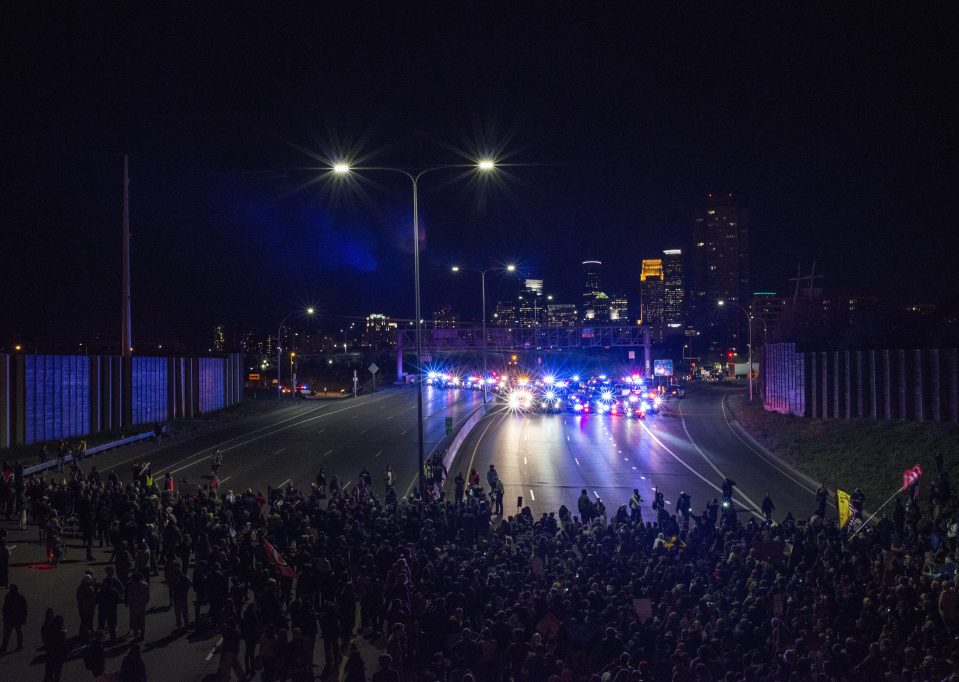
<box><xmin>902</xmin><ymin>465</ymin><xmax>923</xmax><ymax>491</ymax></box>
<box><xmin>262</xmin><ymin>537</ymin><xmax>296</xmax><ymax>578</ymax></box>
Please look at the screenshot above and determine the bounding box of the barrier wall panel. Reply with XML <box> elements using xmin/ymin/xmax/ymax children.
<box><xmin>131</xmin><ymin>356</ymin><xmax>168</xmax><ymax>426</ymax></box>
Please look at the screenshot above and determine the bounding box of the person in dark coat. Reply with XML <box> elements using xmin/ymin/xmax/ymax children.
<box><xmin>119</xmin><ymin>642</ymin><xmax>147</xmax><ymax>682</ymax></box>
<box><xmin>83</xmin><ymin>630</ymin><xmax>107</xmax><ymax>677</ymax></box>
<box><xmin>1</xmin><ymin>584</ymin><xmax>27</xmax><ymax>652</ymax></box>
<box><xmin>44</xmin><ymin>614</ymin><xmax>68</xmax><ymax>682</ymax></box>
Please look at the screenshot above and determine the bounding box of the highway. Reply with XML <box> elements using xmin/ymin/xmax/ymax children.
<box><xmin>0</xmin><ymin>383</ymin><xmax>819</xmax><ymax>681</ymax></box>
<box><xmin>453</xmin><ymin>385</ymin><xmax>819</xmax><ymax>521</ymax></box>
<box><xmin>87</xmin><ymin>383</ymin><xmax>486</xmax><ymax>498</ymax></box>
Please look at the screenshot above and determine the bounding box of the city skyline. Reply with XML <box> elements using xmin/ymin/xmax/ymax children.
<box><xmin>4</xmin><ymin>6</ymin><xmax>957</xmax><ymax>351</ymax></box>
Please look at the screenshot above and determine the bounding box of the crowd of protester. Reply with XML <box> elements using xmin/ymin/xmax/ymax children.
<box><xmin>1</xmin><ymin>447</ymin><xmax>958</xmax><ymax>682</ymax></box>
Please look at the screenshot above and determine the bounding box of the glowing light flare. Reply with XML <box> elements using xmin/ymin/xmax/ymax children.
<box><xmin>332</xmin><ymin>163</ymin><xmax>351</xmax><ymax>174</ymax></box>
<box><xmin>477</xmin><ymin>159</ymin><xmax>496</xmax><ymax>170</ymax></box>
<box><xmin>543</xmin><ymin>375</ymin><xmax>555</xmax><ymax>385</ymax></box>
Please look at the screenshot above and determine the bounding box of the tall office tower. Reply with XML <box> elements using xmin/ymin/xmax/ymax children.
<box><xmin>546</xmin><ymin>303</ymin><xmax>578</xmax><ymax>327</ymax></box>
<box><xmin>364</xmin><ymin>314</ymin><xmax>396</xmax><ymax>349</ymax></box>
<box><xmin>662</xmin><ymin>249</ymin><xmax>685</xmax><ymax>330</ymax></box>
<box><xmin>516</xmin><ymin>278</ymin><xmax>545</xmax><ymax>327</ymax></box>
<box><xmin>493</xmin><ymin>301</ymin><xmax>516</xmax><ymax>326</ymax></box>
<box><xmin>433</xmin><ymin>304</ymin><xmax>457</xmax><ymax>329</ymax></box>
<box><xmin>640</xmin><ymin>259</ymin><xmax>666</xmax><ymax>341</ymax></box>
<box><xmin>582</xmin><ymin>260</ymin><xmax>604</xmax><ymax>322</ymax></box>
<box><xmin>213</xmin><ymin>324</ymin><xmax>226</xmax><ymax>352</ymax></box>
<box><xmin>609</xmin><ymin>294</ymin><xmax>629</xmax><ymax>322</ymax></box>
<box><xmin>690</xmin><ymin>194</ymin><xmax>750</xmax><ymax>350</ymax></box>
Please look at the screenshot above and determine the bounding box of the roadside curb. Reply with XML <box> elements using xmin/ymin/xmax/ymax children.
<box><xmin>722</xmin><ymin>395</ymin><xmax>823</xmax><ymax>491</ymax></box>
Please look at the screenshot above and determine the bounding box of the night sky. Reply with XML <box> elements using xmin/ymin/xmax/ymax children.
<box><xmin>4</xmin><ymin>5</ymin><xmax>957</xmax><ymax>348</ymax></box>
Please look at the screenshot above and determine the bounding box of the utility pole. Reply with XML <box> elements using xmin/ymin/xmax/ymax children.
<box><xmin>121</xmin><ymin>154</ymin><xmax>132</xmax><ymax>358</ymax></box>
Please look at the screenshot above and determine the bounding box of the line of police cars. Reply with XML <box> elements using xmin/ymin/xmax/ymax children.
<box><xmin>426</xmin><ymin>370</ymin><xmax>684</xmax><ymax>417</ymax></box>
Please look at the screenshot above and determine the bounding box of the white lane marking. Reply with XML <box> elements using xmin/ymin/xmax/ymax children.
<box><xmin>566</xmin><ymin>436</ymin><xmax>570</xmax><ymax>441</ymax></box>
<box><xmin>719</xmin><ymin>396</ymin><xmax>821</xmax><ymax>498</ymax></box>
<box><xmin>272</xmin><ymin>448</ymin><xmax>286</xmax><ymax>455</ymax></box>
<box><xmin>342</xmin><ymin>480</ymin><xmax>351</xmax><ymax>490</ymax></box>
<box><xmin>323</xmin><ymin>449</ymin><xmax>333</xmax><ymax>457</ymax></box>
<box><xmin>374</xmin><ymin>450</ymin><xmax>382</xmax><ymax>458</ymax></box>
<box><xmin>401</xmin><ymin>430</ymin><xmax>408</xmax><ymax>435</ymax></box>
<box><xmin>575</xmin><ymin>458</ymin><xmax>581</xmax><ymax>466</ymax></box>
<box><xmin>638</xmin><ymin>418</ymin><xmax>764</xmax><ymax>520</ymax></box>
<box><xmin>360</xmin><ymin>430</ymin><xmax>367</xmax><ymax>435</ymax></box>
<box><xmin>641</xmin><ymin>475</ymin><xmax>646</xmax><ymax>479</ymax></box>
<box><xmin>632</xmin><ymin>466</ymin><xmax>637</xmax><ymax>470</ymax></box>
<box><xmin>524</xmin><ymin>457</ymin><xmax>528</xmax><ymax>465</ymax></box>
<box><xmin>529</xmin><ymin>489</ymin><xmax>535</xmax><ymax>501</ymax></box>
<box><xmin>676</xmin><ymin>400</ymin><xmax>764</xmax><ymax>513</ymax></box>
<box><xmin>351</xmin><ymin>415</ymin><xmax>358</xmax><ymax>419</ymax></box>
<box><xmin>524</xmin><ymin>432</ymin><xmax>528</xmax><ymax>441</ymax></box>
<box><xmin>206</xmin><ymin>636</ymin><xmax>223</xmax><ymax>660</ymax></box>
<box><xmin>276</xmin><ymin>478</ymin><xmax>291</xmax><ymax>488</ymax></box>
<box><xmin>624</xmin><ymin>457</ymin><xmax>629</xmax><ymax>461</ymax></box>
<box><xmin>593</xmin><ymin>490</ymin><xmax>600</xmax><ymax>499</ymax></box>
<box><xmin>166</xmin><ymin>392</ymin><xmax>396</xmax><ymax>476</ymax></box>
<box><xmin>218</xmin><ymin>477</ymin><xmax>231</xmax><ymax>485</ymax></box>
<box><xmin>387</xmin><ymin>415</ymin><xmax>394</xmax><ymax>420</ymax></box>
<box><xmin>316</xmin><ymin>428</ymin><xmax>326</xmax><ymax>434</ymax></box>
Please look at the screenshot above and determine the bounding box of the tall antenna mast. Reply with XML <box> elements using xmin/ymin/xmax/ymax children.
<box><xmin>121</xmin><ymin>154</ymin><xmax>132</xmax><ymax>357</ymax></box>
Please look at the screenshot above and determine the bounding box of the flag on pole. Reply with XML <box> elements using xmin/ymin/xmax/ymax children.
<box><xmin>837</xmin><ymin>489</ymin><xmax>852</xmax><ymax>528</ymax></box>
<box><xmin>902</xmin><ymin>464</ymin><xmax>923</xmax><ymax>497</ymax></box>
<box><xmin>262</xmin><ymin>537</ymin><xmax>296</xmax><ymax>578</ymax></box>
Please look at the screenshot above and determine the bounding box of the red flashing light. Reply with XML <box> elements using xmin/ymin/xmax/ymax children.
<box><xmin>727</xmin><ymin>352</ymin><xmax>735</xmax><ymax>359</ymax></box>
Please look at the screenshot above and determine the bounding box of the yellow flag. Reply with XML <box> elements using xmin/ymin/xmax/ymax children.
<box><xmin>837</xmin><ymin>489</ymin><xmax>851</xmax><ymax>528</ymax></box>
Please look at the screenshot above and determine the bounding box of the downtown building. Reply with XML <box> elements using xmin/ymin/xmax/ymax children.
<box><xmin>639</xmin><ymin>259</ymin><xmax>666</xmax><ymax>341</ymax></box>
<box><xmin>662</xmin><ymin>249</ymin><xmax>685</xmax><ymax>330</ymax></box>
<box><xmin>581</xmin><ymin>260</ymin><xmax>609</xmax><ymax>322</ymax></box>
<box><xmin>689</xmin><ymin>194</ymin><xmax>749</xmax><ymax>353</ymax></box>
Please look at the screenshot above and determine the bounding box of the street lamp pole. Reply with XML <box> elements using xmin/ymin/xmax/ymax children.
<box><xmin>333</xmin><ymin>160</ymin><xmax>497</xmax><ymax>497</ymax></box>
<box><xmin>452</xmin><ymin>263</ymin><xmax>515</xmax><ymax>405</ymax></box>
<box><xmin>277</xmin><ymin>307</ymin><xmax>314</xmax><ymax>399</ymax></box>
<box><xmin>719</xmin><ymin>300</ymin><xmax>753</xmax><ymax>402</ymax></box>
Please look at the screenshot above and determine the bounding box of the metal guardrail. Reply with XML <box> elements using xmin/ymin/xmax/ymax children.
<box><xmin>22</xmin><ymin>431</ymin><xmax>154</xmax><ymax>476</ymax></box>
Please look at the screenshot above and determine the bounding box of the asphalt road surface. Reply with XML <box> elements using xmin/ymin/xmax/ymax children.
<box><xmin>0</xmin><ymin>383</ymin><xmax>818</xmax><ymax>681</ymax></box>
<box><xmin>454</xmin><ymin>385</ymin><xmax>819</xmax><ymax>522</ymax></box>
<box><xmin>0</xmin><ymin>384</ymin><xmax>484</xmax><ymax>682</ymax></box>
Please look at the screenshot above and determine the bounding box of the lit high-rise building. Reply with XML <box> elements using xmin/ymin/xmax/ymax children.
<box><xmin>546</xmin><ymin>304</ymin><xmax>578</xmax><ymax>327</ymax></box>
<box><xmin>213</xmin><ymin>324</ymin><xmax>225</xmax><ymax>352</ymax></box>
<box><xmin>690</xmin><ymin>194</ymin><xmax>749</xmax><ymax>349</ymax></box>
<box><xmin>640</xmin><ymin>259</ymin><xmax>666</xmax><ymax>341</ymax></box>
<box><xmin>433</xmin><ymin>304</ymin><xmax>457</xmax><ymax>329</ymax></box>
<box><xmin>582</xmin><ymin>260</ymin><xmax>607</xmax><ymax>322</ymax></box>
<box><xmin>662</xmin><ymin>249</ymin><xmax>685</xmax><ymax>330</ymax></box>
<box><xmin>609</xmin><ymin>294</ymin><xmax>629</xmax><ymax>322</ymax></box>
<box><xmin>493</xmin><ymin>301</ymin><xmax>516</xmax><ymax>326</ymax></box>
<box><xmin>364</xmin><ymin>314</ymin><xmax>396</xmax><ymax>349</ymax></box>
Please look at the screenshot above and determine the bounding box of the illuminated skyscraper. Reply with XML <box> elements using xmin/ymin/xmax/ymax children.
<box><xmin>690</xmin><ymin>194</ymin><xmax>749</xmax><ymax>349</ymax></box>
<box><xmin>213</xmin><ymin>324</ymin><xmax>225</xmax><ymax>352</ymax></box>
<box><xmin>640</xmin><ymin>260</ymin><xmax>665</xmax><ymax>341</ymax></box>
<box><xmin>662</xmin><ymin>249</ymin><xmax>685</xmax><ymax>329</ymax></box>
<box><xmin>582</xmin><ymin>260</ymin><xmax>606</xmax><ymax>322</ymax></box>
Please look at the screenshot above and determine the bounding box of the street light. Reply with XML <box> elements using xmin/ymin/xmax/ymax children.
<box><xmin>451</xmin><ymin>263</ymin><xmax>518</xmax><ymax>404</ymax></box>
<box><xmin>332</xmin><ymin>159</ymin><xmax>498</xmax><ymax>496</ymax></box>
<box><xmin>718</xmin><ymin>299</ymin><xmax>755</xmax><ymax>401</ymax></box>
<box><xmin>277</xmin><ymin>307</ymin><xmax>314</xmax><ymax>399</ymax></box>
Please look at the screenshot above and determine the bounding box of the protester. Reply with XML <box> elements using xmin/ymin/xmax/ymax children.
<box><xmin>1</xmin><ymin>583</ymin><xmax>27</xmax><ymax>653</ymax></box>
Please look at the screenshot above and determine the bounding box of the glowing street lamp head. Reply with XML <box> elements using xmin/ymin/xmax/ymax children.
<box><xmin>477</xmin><ymin>159</ymin><xmax>495</xmax><ymax>171</ymax></box>
<box><xmin>506</xmin><ymin>264</ymin><xmax>516</xmax><ymax>272</ymax></box>
<box><xmin>451</xmin><ymin>266</ymin><xmax>460</xmax><ymax>272</ymax></box>
<box><xmin>306</xmin><ymin>307</ymin><xmax>315</xmax><ymax>315</ymax></box>
<box><xmin>332</xmin><ymin>163</ymin><xmax>351</xmax><ymax>174</ymax></box>
<box><xmin>717</xmin><ymin>300</ymin><xmax>725</xmax><ymax>306</ymax></box>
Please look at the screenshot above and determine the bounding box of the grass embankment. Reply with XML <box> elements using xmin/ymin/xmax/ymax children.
<box><xmin>727</xmin><ymin>393</ymin><xmax>959</xmax><ymax>511</ymax></box>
